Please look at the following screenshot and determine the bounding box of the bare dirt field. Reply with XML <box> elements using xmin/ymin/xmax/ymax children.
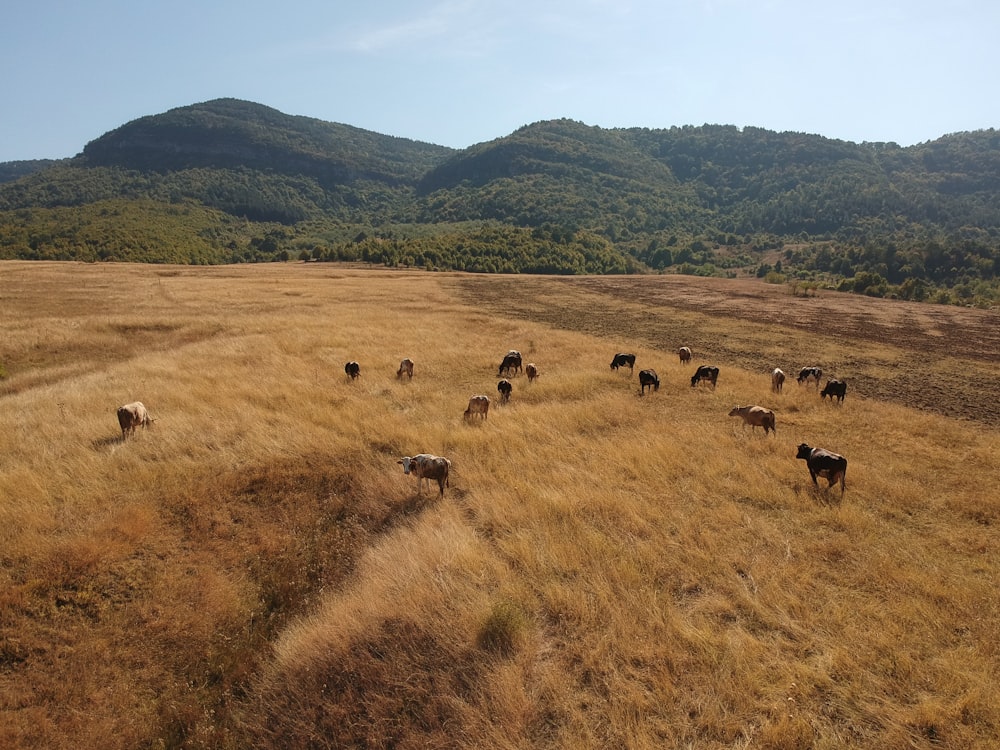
<box><xmin>453</xmin><ymin>274</ymin><xmax>1000</xmax><ymax>427</ymax></box>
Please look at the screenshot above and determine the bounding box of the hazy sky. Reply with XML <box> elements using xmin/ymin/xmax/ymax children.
<box><xmin>2</xmin><ymin>0</ymin><xmax>998</xmax><ymax>161</ymax></box>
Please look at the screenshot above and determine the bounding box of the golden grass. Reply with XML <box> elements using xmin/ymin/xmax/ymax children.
<box><xmin>1</xmin><ymin>260</ymin><xmax>998</xmax><ymax>749</ymax></box>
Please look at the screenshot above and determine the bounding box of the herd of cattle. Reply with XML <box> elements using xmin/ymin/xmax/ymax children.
<box><xmin>116</xmin><ymin>346</ymin><xmax>849</xmax><ymax>500</ymax></box>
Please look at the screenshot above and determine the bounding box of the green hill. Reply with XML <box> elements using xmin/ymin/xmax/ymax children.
<box><xmin>1</xmin><ymin>98</ymin><xmax>998</xmax><ymax>304</ymax></box>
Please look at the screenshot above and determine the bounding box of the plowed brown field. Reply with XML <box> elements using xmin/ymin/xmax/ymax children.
<box><xmin>453</xmin><ymin>274</ymin><xmax>1000</xmax><ymax>427</ymax></box>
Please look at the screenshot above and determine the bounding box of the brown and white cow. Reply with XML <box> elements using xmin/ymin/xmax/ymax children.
<box><xmin>771</xmin><ymin>368</ymin><xmax>786</xmax><ymax>393</ymax></box>
<box><xmin>397</xmin><ymin>454</ymin><xmax>451</xmax><ymax>496</ymax></box>
<box><xmin>525</xmin><ymin>363</ymin><xmax>539</xmax><ymax>382</ymax></box>
<box><xmin>117</xmin><ymin>401</ymin><xmax>152</xmax><ymax>440</ymax></box>
<box><xmin>397</xmin><ymin>358</ymin><xmax>414</xmax><ymax>380</ymax></box>
<box><xmin>345</xmin><ymin>361</ymin><xmax>361</xmax><ymax>380</ymax></box>
<box><xmin>678</xmin><ymin>346</ymin><xmax>692</xmax><ymax>364</ymax></box>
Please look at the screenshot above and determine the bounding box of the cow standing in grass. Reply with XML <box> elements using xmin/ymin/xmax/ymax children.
<box><xmin>499</xmin><ymin>351</ymin><xmax>522</xmax><ymax>377</ymax></box>
<box><xmin>611</xmin><ymin>352</ymin><xmax>636</xmax><ymax>375</ymax></box>
<box><xmin>796</xmin><ymin>443</ymin><xmax>847</xmax><ymax>494</ymax></box>
<box><xmin>691</xmin><ymin>365</ymin><xmax>719</xmax><ymax>389</ymax></box>
<box><xmin>117</xmin><ymin>402</ymin><xmax>152</xmax><ymax>440</ymax></box>
<box><xmin>464</xmin><ymin>395</ymin><xmax>490</xmax><ymax>420</ymax></box>
<box><xmin>345</xmin><ymin>361</ymin><xmax>361</xmax><ymax>380</ymax></box>
<box><xmin>728</xmin><ymin>405</ymin><xmax>776</xmax><ymax>435</ymax></box>
<box><xmin>497</xmin><ymin>379</ymin><xmax>512</xmax><ymax>404</ymax></box>
<box><xmin>397</xmin><ymin>358</ymin><xmax>414</xmax><ymax>380</ymax></box>
<box><xmin>797</xmin><ymin>366</ymin><xmax>822</xmax><ymax>389</ymax></box>
<box><xmin>772</xmin><ymin>368</ymin><xmax>786</xmax><ymax>393</ymax></box>
<box><xmin>397</xmin><ymin>454</ymin><xmax>451</xmax><ymax>496</ymax></box>
<box><xmin>639</xmin><ymin>369</ymin><xmax>660</xmax><ymax>395</ymax></box>
<box><xmin>821</xmin><ymin>379</ymin><xmax>847</xmax><ymax>403</ymax></box>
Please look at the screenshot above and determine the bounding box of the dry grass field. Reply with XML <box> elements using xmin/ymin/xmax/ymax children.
<box><xmin>1</xmin><ymin>260</ymin><xmax>998</xmax><ymax>750</ymax></box>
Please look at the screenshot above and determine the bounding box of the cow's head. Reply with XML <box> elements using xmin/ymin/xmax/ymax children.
<box><xmin>795</xmin><ymin>444</ymin><xmax>813</xmax><ymax>460</ymax></box>
<box><xmin>397</xmin><ymin>457</ymin><xmax>414</xmax><ymax>474</ymax></box>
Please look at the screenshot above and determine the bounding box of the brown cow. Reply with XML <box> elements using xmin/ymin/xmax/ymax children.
<box><xmin>397</xmin><ymin>358</ymin><xmax>414</xmax><ymax>380</ymax></box>
<box><xmin>728</xmin><ymin>405</ymin><xmax>776</xmax><ymax>435</ymax></box>
<box><xmin>464</xmin><ymin>395</ymin><xmax>490</xmax><ymax>420</ymax></box>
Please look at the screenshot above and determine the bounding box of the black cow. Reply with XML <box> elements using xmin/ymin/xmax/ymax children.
<box><xmin>796</xmin><ymin>443</ymin><xmax>847</xmax><ymax>494</ymax></box>
<box><xmin>690</xmin><ymin>365</ymin><xmax>719</xmax><ymax>389</ymax></box>
<box><xmin>498</xmin><ymin>350</ymin><xmax>522</xmax><ymax>377</ymax></box>
<box><xmin>820</xmin><ymin>379</ymin><xmax>847</xmax><ymax>403</ymax></box>
<box><xmin>638</xmin><ymin>369</ymin><xmax>660</xmax><ymax>395</ymax></box>
<box><xmin>610</xmin><ymin>352</ymin><xmax>636</xmax><ymax>374</ymax></box>
<box><xmin>345</xmin><ymin>361</ymin><xmax>361</xmax><ymax>380</ymax></box>
<box><xmin>497</xmin><ymin>378</ymin><xmax>512</xmax><ymax>403</ymax></box>
<box><xmin>797</xmin><ymin>366</ymin><xmax>823</xmax><ymax>388</ymax></box>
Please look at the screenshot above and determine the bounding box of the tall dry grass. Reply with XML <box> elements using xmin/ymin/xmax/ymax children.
<box><xmin>1</xmin><ymin>261</ymin><xmax>998</xmax><ymax>749</ymax></box>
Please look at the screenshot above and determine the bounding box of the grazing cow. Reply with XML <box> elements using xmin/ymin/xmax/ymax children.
<box><xmin>771</xmin><ymin>368</ymin><xmax>786</xmax><ymax>393</ymax></box>
<box><xmin>796</xmin><ymin>443</ymin><xmax>847</xmax><ymax>494</ymax></box>
<box><xmin>497</xmin><ymin>378</ymin><xmax>512</xmax><ymax>404</ymax></box>
<box><xmin>678</xmin><ymin>346</ymin><xmax>692</xmax><ymax>364</ymax></box>
<box><xmin>498</xmin><ymin>350</ymin><xmax>522</xmax><ymax>377</ymax></box>
<box><xmin>690</xmin><ymin>365</ymin><xmax>719</xmax><ymax>389</ymax></box>
<box><xmin>525</xmin><ymin>363</ymin><xmax>539</xmax><ymax>382</ymax></box>
<box><xmin>397</xmin><ymin>358</ymin><xmax>414</xmax><ymax>380</ymax></box>
<box><xmin>117</xmin><ymin>401</ymin><xmax>152</xmax><ymax>440</ymax></box>
<box><xmin>464</xmin><ymin>394</ymin><xmax>490</xmax><ymax>420</ymax></box>
<box><xmin>728</xmin><ymin>405</ymin><xmax>776</xmax><ymax>435</ymax></box>
<box><xmin>638</xmin><ymin>369</ymin><xmax>660</xmax><ymax>395</ymax></box>
<box><xmin>397</xmin><ymin>453</ymin><xmax>452</xmax><ymax>497</ymax></box>
<box><xmin>797</xmin><ymin>366</ymin><xmax>822</xmax><ymax>388</ymax></box>
<box><xmin>820</xmin><ymin>379</ymin><xmax>847</xmax><ymax>403</ymax></box>
<box><xmin>610</xmin><ymin>352</ymin><xmax>636</xmax><ymax>374</ymax></box>
<box><xmin>345</xmin><ymin>361</ymin><xmax>361</xmax><ymax>380</ymax></box>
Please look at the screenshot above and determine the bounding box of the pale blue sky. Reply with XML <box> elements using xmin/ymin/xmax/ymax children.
<box><xmin>2</xmin><ymin>0</ymin><xmax>998</xmax><ymax>162</ymax></box>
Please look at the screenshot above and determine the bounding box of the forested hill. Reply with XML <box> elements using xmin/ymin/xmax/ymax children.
<box><xmin>1</xmin><ymin>98</ymin><xmax>998</xmax><ymax>305</ymax></box>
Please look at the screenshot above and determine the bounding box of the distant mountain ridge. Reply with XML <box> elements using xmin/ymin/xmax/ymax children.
<box><xmin>1</xmin><ymin>98</ymin><xmax>997</xmax><ymax>305</ymax></box>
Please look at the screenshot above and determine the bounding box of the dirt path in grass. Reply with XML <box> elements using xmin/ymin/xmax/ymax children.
<box><xmin>451</xmin><ymin>274</ymin><xmax>1000</xmax><ymax>428</ymax></box>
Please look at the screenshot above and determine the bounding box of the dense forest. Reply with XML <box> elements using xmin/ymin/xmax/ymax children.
<box><xmin>1</xmin><ymin>98</ymin><xmax>998</xmax><ymax>305</ymax></box>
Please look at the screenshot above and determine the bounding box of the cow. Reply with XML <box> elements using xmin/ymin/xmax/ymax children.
<box><xmin>464</xmin><ymin>394</ymin><xmax>490</xmax><ymax>420</ymax></box>
<box><xmin>796</xmin><ymin>443</ymin><xmax>847</xmax><ymax>494</ymax></box>
<box><xmin>690</xmin><ymin>365</ymin><xmax>719</xmax><ymax>389</ymax></box>
<box><xmin>497</xmin><ymin>378</ymin><xmax>512</xmax><ymax>404</ymax></box>
<box><xmin>820</xmin><ymin>379</ymin><xmax>847</xmax><ymax>403</ymax></box>
<box><xmin>771</xmin><ymin>368</ymin><xmax>786</xmax><ymax>393</ymax></box>
<box><xmin>797</xmin><ymin>366</ymin><xmax>822</xmax><ymax>389</ymax></box>
<box><xmin>678</xmin><ymin>346</ymin><xmax>692</xmax><ymax>364</ymax></box>
<box><xmin>345</xmin><ymin>361</ymin><xmax>361</xmax><ymax>380</ymax></box>
<box><xmin>728</xmin><ymin>405</ymin><xmax>776</xmax><ymax>435</ymax></box>
<box><xmin>498</xmin><ymin>350</ymin><xmax>522</xmax><ymax>377</ymax></box>
<box><xmin>397</xmin><ymin>454</ymin><xmax>451</xmax><ymax>497</ymax></box>
<box><xmin>610</xmin><ymin>352</ymin><xmax>636</xmax><ymax>374</ymax></box>
<box><xmin>396</xmin><ymin>358</ymin><xmax>414</xmax><ymax>380</ymax></box>
<box><xmin>638</xmin><ymin>369</ymin><xmax>660</xmax><ymax>395</ymax></box>
<box><xmin>116</xmin><ymin>401</ymin><xmax>152</xmax><ymax>440</ymax></box>
<box><xmin>525</xmin><ymin>363</ymin><xmax>539</xmax><ymax>382</ymax></box>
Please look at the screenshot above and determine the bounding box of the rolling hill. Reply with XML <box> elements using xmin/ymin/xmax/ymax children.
<box><xmin>1</xmin><ymin>98</ymin><xmax>998</xmax><ymax>304</ymax></box>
